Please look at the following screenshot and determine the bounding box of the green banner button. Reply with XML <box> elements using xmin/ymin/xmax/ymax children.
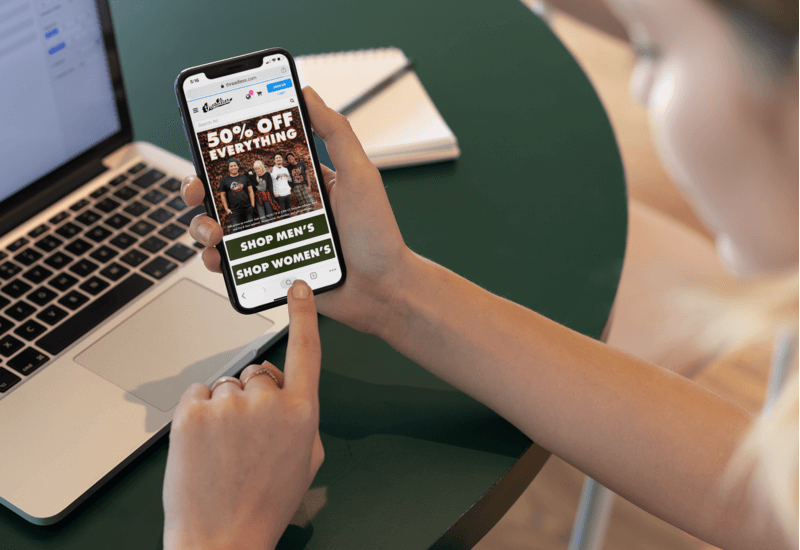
<box><xmin>233</xmin><ymin>238</ymin><xmax>335</xmax><ymax>284</ymax></box>
<box><xmin>225</xmin><ymin>214</ymin><xmax>329</xmax><ymax>260</ymax></box>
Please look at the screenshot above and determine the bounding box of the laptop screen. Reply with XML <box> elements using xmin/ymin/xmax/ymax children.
<box><xmin>0</xmin><ymin>0</ymin><xmax>121</xmax><ymax>203</ymax></box>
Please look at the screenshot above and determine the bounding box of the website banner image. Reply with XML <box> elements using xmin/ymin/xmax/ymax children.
<box><xmin>196</xmin><ymin>106</ymin><xmax>323</xmax><ymax>237</ymax></box>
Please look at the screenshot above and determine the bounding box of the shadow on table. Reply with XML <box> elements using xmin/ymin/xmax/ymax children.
<box><xmin>319</xmin><ymin>370</ymin><xmax>531</xmax><ymax>459</ymax></box>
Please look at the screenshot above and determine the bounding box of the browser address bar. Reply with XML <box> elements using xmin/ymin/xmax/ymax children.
<box><xmin>185</xmin><ymin>66</ymin><xmax>289</xmax><ymax>101</ymax></box>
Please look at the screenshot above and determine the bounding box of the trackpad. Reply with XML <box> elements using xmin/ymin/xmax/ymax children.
<box><xmin>75</xmin><ymin>279</ymin><xmax>273</xmax><ymax>411</ymax></box>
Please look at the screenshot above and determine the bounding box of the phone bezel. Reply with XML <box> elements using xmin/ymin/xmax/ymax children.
<box><xmin>174</xmin><ymin>47</ymin><xmax>346</xmax><ymax>314</ymax></box>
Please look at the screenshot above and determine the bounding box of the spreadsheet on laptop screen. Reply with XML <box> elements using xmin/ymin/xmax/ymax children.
<box><xmin>0</xmin><ymin>0</ymin><xmax>121</xmax><ymax>201</ymax></box>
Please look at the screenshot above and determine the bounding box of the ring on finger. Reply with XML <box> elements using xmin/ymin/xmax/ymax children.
<box><xmin>211</xmin><ymin>376</ymin><xmax>243</xmax><ymax>393</ymax></box>
<box><xmin>242</xmin><ymin>366</ymin><xmax>284</xmax><ymax>390</ymax></box>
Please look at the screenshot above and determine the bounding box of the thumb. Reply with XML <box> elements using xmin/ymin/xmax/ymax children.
<box><xmin>302</xmin><ymin>86</ymin><xmax>374</xmax><ymax>176</ymax></box>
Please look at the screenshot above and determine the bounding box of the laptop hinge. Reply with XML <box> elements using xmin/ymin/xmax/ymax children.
<box><xmin>0</xmin><ymin>159</ymin><xmax>108</xmax><ymax>239</ymax></box>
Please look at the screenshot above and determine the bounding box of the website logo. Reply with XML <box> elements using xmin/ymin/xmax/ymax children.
<box><xmin>202</xmin><ymin>97</ymin><xmax>233</xmax><ymax>113</ymax></box>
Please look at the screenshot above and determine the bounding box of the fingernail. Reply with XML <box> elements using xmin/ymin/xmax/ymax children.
<box><xmin>292</xmin><ymin>280</ymin><xmax>309</xmax><ymax>299</ymax></box>
<box><xmin>199</xmin><ymin>223</ymin><xmax>212</xmax><ymax>242</ymax></box>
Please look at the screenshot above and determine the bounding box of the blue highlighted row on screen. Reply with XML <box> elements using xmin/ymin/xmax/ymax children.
<box><xmin>45</xmin><ymin>28</ymin><xmax>58</xmax><ymax>39</ymax></box>
<box><xmin>48</xmin><ymin>42</ymin><xmax>66</xmax><ymax>55</ymax></box>
<box><xmin>267</xmin><ymin>79</ymin><xmax>292</xmax><ymax>93</ymax></box>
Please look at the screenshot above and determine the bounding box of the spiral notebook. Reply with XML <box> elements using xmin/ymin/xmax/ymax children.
<box><xmin>296</xmin><ymin>47</ymin><xmax>460</xmax><ymax>169</ymax></box>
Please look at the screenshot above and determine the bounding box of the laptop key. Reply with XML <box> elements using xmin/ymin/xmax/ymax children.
<box><xmin>49</xmin><ymin>273</ymin><xmax>78</xmax><ymax>291</ymax></box>
<box><xmin>0</xmin><ymin>296</ymin><xmax>9</xmax><ymax>310</ymax></box>
<box><xmin>7</xmin><ymin>347</ymin><xmax>49</xmax><ymax>376</ymax></box>
<box><xmin>59</xmin><ymin>291</ymin><xmax>89</xmax><ymax>311</ymax></box>
<box><xmin>0</xmin><ymin>252</ymin><xmax>6</xmax><ymax>261</ymax></box>
<box><xmin>0</xmin><ymin>262</ymin><xmax>22</xmax><ymax>280</ymax></box>
<box><xmin>0</xmin><ymin>335</ymin><xmax>23</xmax><ymax>357</ymax></box>
<box><xmin>75</xmin><ymin>210</ymin><xmax>102</xmax><ymax>226</ymax></box>
<box><xmin>193</xmin><ymin>241</ymin><xmax>206</xmax><ymax>250</ymax></box>
<box><xmin>7</xmin><ymin>238</ymin><xmax>28</xmax><ymax>252</ymax></box>
<box><xmin>14</xmin><ymin>248</ymin><xmax>43</xmax><ymax>266</ymax></box>
<box><xmin>109</xmin><ymin>233</ymin><xmax>137</xmax><ymax>250</ymax></box>
<box><xmin>35</xmin><ymin>234</ymin><xmax>64</xmax><ymax>253</ymax></box>
<box><xmin>90</xmin><ymin>186</ymin><xmax>109</xmax><ymax>199</ymax></box>
<box><xmin>165</xmin><ymin>196</ymin><xmax>187</xmax><ymax>211</ymax></box>
<box><xmin>119</xmin><ymin>249</ymin><xmax>147</xmax><ymax>267</ymax></box>
<box><xmin>70</xmin><ymin>198</ymin><xmax>90</xmax><ymax>212</ymax></box>
<box><xmin>142</xmin><ymin>189</ymin><xmax>167</xmax><ymax>204</ymax></box>
<box><xmin>0</xmin><ymin>316</ymin><xmax>13</xmax><ymax>335</ymax></box>
<box><xmin>65</xmin><ymin>238</ymin><xmax>93</xmax><ymax>256</ymax></box>
<box><xmin>49</xmin><ymin>211</ymin><xmax>70</xmax><ymax>225</ymax></box>
<box><xmin>148</xmin><ymin>208</ymin><xmax>173</xmax><ymax>223</ymax></box>
<box><xmin>108</xmin><ymin>174</ymin><xmax>128</xmax><ymax>187</ymax></box>
<box><xmin>123</xmin><ymin>201</ymin><xmax>149</xmax><ymax>217</ymax></box>
<box><xmin>159</xmin><ymin>224</ymin><xmax>185</xmax><ymax>240</ymax></box>
<box><xmin>2</xmin><ymin>279</ymin><xmax>32</xmax><ymax>299</ymax></box>
<box><xmin>132</xmin><ymin>169</ymin><xmax>165</xmax><ymax>189</ymax></box>
<box><xmin>114</xmin><ymin>186</ymin><xmax>138</xmax><ymax>201</ymax></box>
<box><xmin>55</xmin><ymin>221</ymin><xmax>81</xmax><ymax>239</ymax></box>
<box><xmin>105</xmin><ymin>213</ymin><xmax>131</xmax><ymax>229</ymax></box>
<box><xmin>23</xmin><ymin>265</ymin><xmax>53</xmax><ymax>285</ymax></box>
<box><xmin>161</xmin><ymin>177</ymin><xmax>181</xmax><ymax>192</ymax></box>
<box><xmin>28</xmin><ymin>224</ymin><xmax>49</xmax><ymax>238</ymax></box>
<box><xmin>85</xmin><ymin>225</ymin><xmax>113</xmax><ymax>243</ymax></box>
<box><xmin>130</xmin><ymin>220</ymin><xmax>156</xmax><ymax>236</ymax></box>
<box><xmin>37</xmin><ymin>305</ymin><xmax>68</xmax><ymax>326</ymax></box>
<box><xmin>177</xmin><ymin>205</ymin><xmax>207</xmax><ymax>226</ymax></box>
<box><xmin>6</xmin><ymin>301</ymin><xmax>35</xmax><ymax>322</ymax></box>
<box><xmin>165</xmin><ymin>243</ymin><xmax>196</xmax><ymax>263</ymax></box>
<box><xmin>69</xmin><ymin>259</ymin><xmax>99</xmax><ymax>277</ymax></box>
<box><xmin>99</xmin><ymin>262</ymin><xmax>129</xmax><ymax>281</ymax></box>
<box><xmin>27</xmin><ymin>287</ymin><xmax>57</xmax><ymax>307</ymax></box>
<box><xmin>140</xmin><ymin>236</ymin><xmax>167</xmax><ymax>253</ymax></box>
<box><xmin>141</xmin><ymin>257</ymin><xmax>177</xmax><ymax>280</ymax></box>
<box><xmin>15</xmin><ymin>320</ymin><xmax>47</xmax><ymax>341</ymax></box>
<box><xmin>128</xmin><ymin>162</ymin><xmax>147</xmax><ymax>174</ymax></box>
<box><xmin>89</xmin><ymin>245</ymin><xmax>118</xmax><ymax>263</ymax></box>
<box><xmin>37</xmin><ymin>273</ymin><xmax>154</xmax><ymax>355</ymax></box>
<box><xmin>0</xmin><ymin>367</ymin><xmax>21</xmax><ymax>393</ymax></box>
<box><xmin>44</xmin><ymin>251</ymin><xmax>74</xmax><ymax>270</ymax></box>
<box><xmin>79</xmin><ymin>277</ymin><xmax>110</xmax><ymax>296</ymax></box>
<box><xmin>95</xmin><ymin>197</ymin><xmax>121</xmax><ymax>213</ymax></box>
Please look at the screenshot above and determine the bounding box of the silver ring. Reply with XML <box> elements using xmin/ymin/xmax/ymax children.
<box><xmin>210</xmin><ymin>376</ymin><xmax>243</xmax><ymax>393</ymax></box>
<box><xmin>242</xmin><ymin>366</ymin><xmax>284</xmax><ymax>390</ymax></box>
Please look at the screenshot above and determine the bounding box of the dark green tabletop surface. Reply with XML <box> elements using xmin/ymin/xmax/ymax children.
<box><xmin>0</xmin><ymin>0</ymin><xmax>626</xmax><ymax>548</ymax></box>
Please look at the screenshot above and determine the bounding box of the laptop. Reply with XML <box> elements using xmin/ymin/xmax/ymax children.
<box><xmin>0</xmin><ymin>0</ymin><xmax>290</xmax><ymax>524</ymax></box>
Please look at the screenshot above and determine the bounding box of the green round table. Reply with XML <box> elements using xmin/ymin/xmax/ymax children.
<box><xmin>0</xmin><ymin>0</ymin><xmax>627</xmax><ymax>548</ymax></box>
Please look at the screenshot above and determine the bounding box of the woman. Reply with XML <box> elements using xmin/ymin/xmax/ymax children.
<box><xmin>170</xmin><ymin>0</ymin><xmax>798</xmax><ymax>548</ymax></box>
<box><xmin>270</xmin><ymin>153</ymin><xmax>293</xmax><ymax>216</ymax></box>
<box><xmin>247</xmin><ymin>160</ymin><xmax>280</xmax><ymax>223</ymax></box>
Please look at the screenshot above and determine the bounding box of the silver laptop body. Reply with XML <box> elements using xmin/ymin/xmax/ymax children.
<box><xmin>0</xmin><ymin>0</ymin><xmax>289</xmax><ymax>524</ymax></box>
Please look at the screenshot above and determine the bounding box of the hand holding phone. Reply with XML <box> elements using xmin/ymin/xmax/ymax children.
<box><xmin>182</xmin><ymin>86</ymin><xmax>413</xmax><ymax>335</ymax></box>
<box><xmin>175</xmin><ymin>49</ymin><xmax>345</xmax><ymax>313</ymax></box>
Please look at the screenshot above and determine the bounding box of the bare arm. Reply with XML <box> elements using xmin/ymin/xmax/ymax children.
<box><xmin>219</xmin><ymin>187</ymin><xmax>230</xmax><ymax>213</ymax></box>
<box><xmin>248</xmin><ymin>186</ymin><xmax>255</xmax><ymax>208</ymax></box>
<box><xmin>183</xmin><ymin>87</ymin><xmax>789</xmax><ymax>550</ymax></box>
<box><xmin>374</xmin><ymin>252</ymin><xmax>788</xmax><ymax>549</ymax></box>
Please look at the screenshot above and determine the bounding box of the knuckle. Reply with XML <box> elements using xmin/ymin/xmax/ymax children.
<box><xmin>172</xmin><ymin>400</ymin><xmax>205</xmax><ymax>432</ymax></box>
<box><xmin>289</xmin><ymin>398</ymin><xmax>316</xmax><ymax>426</ymax></box>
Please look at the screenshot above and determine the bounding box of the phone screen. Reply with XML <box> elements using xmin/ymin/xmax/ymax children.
<box><xmin>180</xmin><ymin>52</ymin><xmax>343</xmax><ymax>311</ymax></box>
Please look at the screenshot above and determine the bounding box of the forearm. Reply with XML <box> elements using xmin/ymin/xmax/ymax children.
<box><xmin>378</xmin><ymin>252</ymin><xmax>773</xmax><ymax>549</ymax></box>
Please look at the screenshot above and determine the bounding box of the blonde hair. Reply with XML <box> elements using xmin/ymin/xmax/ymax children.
<box><xmin>725</xmin><ymin>363</ymin><xmax>798</xmax><ymax>545</ymax></box>
<box><xmin>253</xmin><ymin>160</ymin><xmax>265</xmax><ymax>170</ymax></box>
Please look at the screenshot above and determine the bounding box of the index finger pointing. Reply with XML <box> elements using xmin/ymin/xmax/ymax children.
<box><xmin>283</xmin><ymin>280</ymin><xmax>321</xmax><ymax>398</ymax></box>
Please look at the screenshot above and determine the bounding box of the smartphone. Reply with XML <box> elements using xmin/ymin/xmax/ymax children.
<box><xmin>175</xmin><ymin>48</ymin><xmax>345</xmax><ymax>313</ymax></box>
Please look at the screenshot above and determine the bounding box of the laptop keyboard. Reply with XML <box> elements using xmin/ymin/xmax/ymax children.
<box><xmin>0</xmin><ymin>162</ymin><xmax>207</xmax><ymax>397</ymax></box>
